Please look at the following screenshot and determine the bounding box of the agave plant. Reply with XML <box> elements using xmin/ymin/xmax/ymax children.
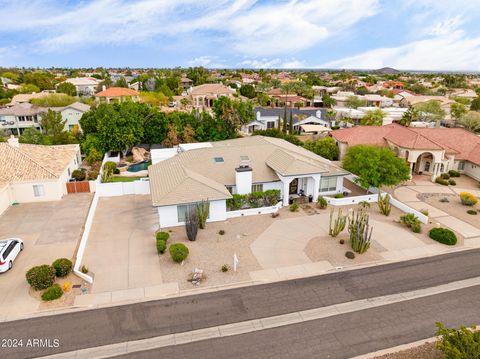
<box><xmin>329</xmin><ymin>208</ymin><xmax>347</xmax><ymax>238</ymax></box>
<box><xmin>348</xmin><ymin>209</ymin><xmax>373</xmax><ymax>254</ymax></box>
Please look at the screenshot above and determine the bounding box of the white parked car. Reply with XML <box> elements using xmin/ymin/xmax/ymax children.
<box><xmin>0</xmin><ymin>239</ymin><xmax>23</xmax><ymax>273</ymax></box>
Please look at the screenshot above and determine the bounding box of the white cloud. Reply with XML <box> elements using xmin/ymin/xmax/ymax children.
<box><xmin>188</xmin><ymin>56</ymin><xmax>228</xmax><ymax>68</ymax></box>
<box><xmin>322</xmin><ymin>29</ymin><xmax>480</xmax><ymax>71</ymax></box>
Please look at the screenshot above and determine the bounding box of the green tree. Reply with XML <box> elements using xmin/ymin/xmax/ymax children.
<box><xmin>162</xmin><ymin>124</ymin><xmax>180</xmax><ymax>147</ymax></box>
<box><xmin>399</xmin><ymin>106</ymin><xmax>419</xmax><ymax>127</ymax></box>
<box><xmin>81</xmin><ymin>134</ymin><xmax>105</xmax><ymax>161</ymax></box>
<box><xmin>19</xmin><ymin>128</ymin><xmax>44</xmax><ymax>144</ymax></box>
<box><xmin>458</xmin><ymin>111</ymin><xmax>480</xmax><ymax>133</ymax></box>
<box><xmin>414</xmin><ymin>100</ymin><xmax>445</xmax><ymax>121</ymax></box>
<box><xmin>143</xmin><ymin>111</ymin><xmax>168</xmax><ymax>144</ymax></box>
<box><xmin>288</xmin><ymin>112</ymin><xmax>293</xmax><ymax>133</ymax></box>
<box><xmin>322</xmin><ymin>94</ymin><xmax>336</xmax><ymax>108</ymax></box>
<box><xmin>470</xmin><ymin>96</ymin><xmax>480</xmax><ymax>111</ymax></box>
<box><xmin>24</xmin><ymin>71</ymin><xmax>54</xmax><ymax>90</ymax></box>
<box><xmin>31</xmin><ymin>94</ymin><xmax>76</xmax><ymax>107</ymax></box>
<box><xmin>282</xmin><ymin>108</ymin><xmax>287</xmax><ymax>133</ymax></box>
<box><xmin>212</xmin><ymin>96</ymin><xmax>254</xmax><ymax>136</ymax></box>
<box><xmin>436</xmin><ymin>322</ymin><xmax>480</xmax><ymax>359</ymax></box>
<box><xmin>450</xmin><ymin>102</ymin><xmax>467</xmax><ymax>121</ymax></box>
<box><xmin>342</xmin><ymin>145</ymin><xmax>410</xmax><ymax>190</ymax></box>
<box><xmin>304</xmin><ymin>137</ymin><xmax>339</xmax><ymax>160</ymax></box>
<box><xmin>345</xmin><ymin>96</ymin><xmax>367</xmax><ymax>109</ymax></box>
<box><xmin>360</xmin><ymin>109</ymin><xmax>385</xmax><ymax>126</ymax></box>
<box><xmin>41</xmin><ymin>109</ymin><xmax>69</xmax><ymax>144</ymax></box>
<box><xmin>57</xmin><ymin>82</ymin><xmax>77</xmax><ymax>96</ymax></box>
<box><xmin>239</xmin><ymin>84</ymin><xmax>256</xmax><ymax>99</ymax></box>
<box><xmin>19</xmin><ymin>84</ymin><xmax>40</xmax><ymax>94</ymax></box>
<box><xmin>114</xmin><ymin>77</ymin><xmax>128</xmax><ymax>88</ymax></box>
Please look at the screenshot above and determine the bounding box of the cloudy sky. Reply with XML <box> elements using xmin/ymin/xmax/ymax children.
<box><xmin>1</xmin><ymin>0</ymin><xmax>480</xmax><ymax>70</ymax></box>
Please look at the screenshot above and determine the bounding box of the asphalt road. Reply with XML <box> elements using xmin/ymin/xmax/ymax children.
<box><xmin>1</xmin><ymin>249</ymin><xmax>480</xmax><ymax>359</ymax></box>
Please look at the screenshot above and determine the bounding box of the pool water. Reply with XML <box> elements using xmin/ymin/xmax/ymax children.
<box><xmin>127</xmin><ymin>161</ymin><xmax>149</xmax><ymax>172</ymax></box>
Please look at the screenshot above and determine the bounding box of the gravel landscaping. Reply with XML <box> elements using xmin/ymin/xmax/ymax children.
<box><xmin>374</xmin><ymin>342</ymin><xmax>443</xmax><ymax>359</ymax></box>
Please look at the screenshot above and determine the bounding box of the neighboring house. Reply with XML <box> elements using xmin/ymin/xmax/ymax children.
<box><xmin>331</xmin><ymin>123</ymin><xmax>480</xmax><ymax>181</ymax></box>
<box><xmin>0</xmin><ymin>103</ymin><xmax>45</xmax><ymax>135</ymax></box>
<box><xmin>149</xmin><ymin>136</ymin><xmax>347</xmax><ymax>228</ymax></box>
<box><xmin>0</xmin><ymin>136</ymin><xmax>81</xmax><ymax>215</ymax></box>
<box><xmin>332</xmin><ymin>92</ymin><xmax>393</xmax><ymax>108</ymax></box>
<box><xmin>180</xmin><ymin>77</ymin><xmax>193</xmax><ymax>92</ymax></box>
<box><xmin>8</xmin><ymin>92</ymin><xmax>51</xmax><ymax>106</ymax></box>
<box><xmin>63</xmin><ymin>77</ymin><xmax>100</xmax><ymax>96</ymax></box>
<box><xmin>400</xmin><ymin>95</ymin><xmax>453</xmax><ymax>115</ymax></box>
<box><xmin>188</xmin><ymin>84</ymin><xmax>236</xmax><ymax>108</ymax></box>
<box><xmin>242</xmin><ymin>107</ymin><xmax>328</xmax><ymax>134</ymax></box>
<box><xmin>95</xmin><ymin>87</ymin><xmax>140</xmax><ymax>103</ymax></box>
<box><xmin>49</xmin><ymin>102</ymin><xmax>91</xmax><ymax>132</ymax></box>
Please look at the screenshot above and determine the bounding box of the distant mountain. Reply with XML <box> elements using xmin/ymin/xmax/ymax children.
<box><xmin>374</xmin><ymin>67</ymin><xmax>400</xmax><ymax>75</ymax></box>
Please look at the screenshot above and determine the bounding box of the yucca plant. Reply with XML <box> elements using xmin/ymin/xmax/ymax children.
<box><xmin>329</xmin><ymin>208</ymin><xmax>347</xmax><ymax>238</ymax></box>
<box><xmin>348</xmin><ymin>209</ymin><xmax>373</xmax><ymax>253</ymax></box>
<box><xmin>377</xmin><ymin>193</ymin><xmax>391</xmax><ymax>216</ymax></box>
<box><xmin>196</xmin><ymin>200</ymin><xmax>210</xmax><ymax>229</ymax></box>
<box><xmin>185</xmin><ymin>207</ymin><xmax>198</xmax><ymax>241</ymax></box>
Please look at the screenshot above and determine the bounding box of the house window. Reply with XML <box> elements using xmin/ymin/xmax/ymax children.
<box><xmin>177</xmin><ymin>203</ymin><xmax>209</xmax><ymax>222</ymax></box>
<box><xmin>319</xmin><ymin>176</ymin><xmax>337</xmax><ymax>192</ymax></box>
<box><xmin>458</xmin><ymin>161</ymin><xmax>465</xmax><ymax>171</ymax></box>
<box><xmin>251</xmin><ymin>183</ymin><xmax>263</xmax><ymax>192</ymax></box>
<box><xmin>226</xmin><ymin>186</ymin><xmax>234</xmax><ymax>194</ymax></box>
<box><xmin>33</xmin><ymin>185</ymin><xmax>45</xmax><ymax>197</ymax></box>
<box><xmin>266</xmin><ymin>121</ymin><xmax>275</xmax><ymax>129</ymax></box>
<box><xmin>68</xmin><ymin>168</ymin><xmax>71</xmax><ymax>176</ymax></box>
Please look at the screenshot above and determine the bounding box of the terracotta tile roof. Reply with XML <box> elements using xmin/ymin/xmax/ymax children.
<box><xmin>0</xmin><ymin>142</ymin><xmax>79</xmax><ymax>183</ymax></box>
<box><xmin>331</xmin><ymin>124</ymin><xmax>480</xmax><ymax>165</ymax></box>
<box><xmin>95</xmin><ymin>87</ymin><xmax>139</xmax><ymax>97</ymax></box>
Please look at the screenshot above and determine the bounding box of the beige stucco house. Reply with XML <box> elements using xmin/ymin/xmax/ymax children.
<box><xmin>331</xmin><ymin>123</ymin><xmax>480</xmax><ymax>181</ymax></box>
<box><xmin>0</xmin><ymin>137</ymin><xmax>81</xmax><ymax>216</ymax></box>
<box><xmin>187</xmin><ymin>84</ymin><xmax>236</xmax><ymax>108</ymax></box>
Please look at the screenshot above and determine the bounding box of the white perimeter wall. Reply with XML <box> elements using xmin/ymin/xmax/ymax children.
<box><xmin>0</xmin><ymin>186</ymin><xmax>11</xmax><ymax>216</ymax></box>
<box><xmin>463</xmin><ymin>162</ymin><xmax>480</xmax><ymax>181</ymax></box>
<box><xmin>157</xmin><ymin>199</ymin><xmax>227</xmax><ymax>228</ymax></box>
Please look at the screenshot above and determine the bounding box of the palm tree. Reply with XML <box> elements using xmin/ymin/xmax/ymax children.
<box><xmin>399</xmin><ymin>106</ymin><xmax>419</xmax><ymax>127</ymax></box>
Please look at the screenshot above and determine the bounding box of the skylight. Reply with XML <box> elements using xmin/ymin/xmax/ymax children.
<box><xmin>214</xmin><ymin>157</ymin><xmax>224</xmax><ymax>163</ymax></box>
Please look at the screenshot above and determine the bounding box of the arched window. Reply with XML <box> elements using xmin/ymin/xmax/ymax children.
<box><xmin>440</xmin><ymin>164</ymin><xmax>445</xmax><ymax>172</ymax></box>
<box><xmin>424</xmin><ymin>161</ymin><xmax>431</xmax><ymax>172</ymax></box>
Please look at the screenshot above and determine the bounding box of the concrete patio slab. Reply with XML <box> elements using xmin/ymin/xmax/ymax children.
<box><xmin>408</xmin><ymin>185</ymin><xmax>455</xmax><ymax>194</ymax></box>
<box><xmin>404</xmin><ymin>202</ymin><xmax>448</xmax><ymax>218</ymax></box>
<box><xmin>394</xmin><ymin>187</ymin><xmax>420</xmax><ymax>202</ymax></box>
<box><xmin>450</xmin><ymin>187</ymin><xmax>480</xmax><ymax>197</ymax></box>
<box><xmin>371</xmin><ymin>220</ymin><xmax>427</xmax><ymax>251</ymax></box>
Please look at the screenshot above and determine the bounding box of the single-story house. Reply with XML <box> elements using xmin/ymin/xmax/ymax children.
<box><xmin>149</xmin><ymin>136</ymin><xmax>348</xmax><ymax>228</ymax></box>
<box><xmin>0</xmin><ymin>136</ymin><xmax>81</xmax><ymax>215</ymax></box>
<box><xmin>95</xmin><ymin>87</ymin><xmax>140</xmax><ymax>103</ymax></box>
<box><xmin>331</xmin><ymin>123</ymin><xmax>480</xmax><ymax>181</ymax></box>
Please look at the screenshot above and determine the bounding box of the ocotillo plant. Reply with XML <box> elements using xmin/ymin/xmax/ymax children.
<box><xmin>196</xmin><ymin>200</ymin><xmax>210</xmax><ymax>229</ymax></box>
<box><xmin>185</xmin><ymin>207</ymin><xmax>199</xmax><ymax>241</ymax></box>
<box><xmin>328</xmin><ymin>208</ymin><xmax>347</xmax><ymax>237</ymax></box>
<box><xmin>348</xmin><ymin>209</ymin><xmax>373</xmax><ymax>253</ymax></box>
<box><xmin>377</xmin><ymin>193</ymin><xmax>391</xmax><ymax>216</ymax></box>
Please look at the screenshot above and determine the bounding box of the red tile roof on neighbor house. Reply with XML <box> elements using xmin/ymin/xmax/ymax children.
<box><xmin>331</xmin><ymin>123</ymin><xmax>480</xmax><ymax>165</ymax></box>
<box><xmin>95</xmin><ymin>87</ymin><xmax>139</xmax><ymax>97</ymax></box>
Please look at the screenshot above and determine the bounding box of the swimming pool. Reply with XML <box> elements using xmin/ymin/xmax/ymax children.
<box><xmin>127</xmin><ymin>161</ymin><xmax>149</xmax><ymax>172</ymax></box>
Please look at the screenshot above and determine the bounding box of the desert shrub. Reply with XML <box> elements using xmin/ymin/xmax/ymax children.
<box><xmin>440</xmin><ymin>197</ymin><xmax>450</xmax><ymax>203</ymax></box>
<box><xmin>169</xmin><ymin>243</ymin><xmax>189</xmax><ymax>263</ymax></box>
<box><xmin>227</xmin><ymin>194</ymin><xmax>244</xmax><ymax>211</ymax></box>
<box><xmin>317</xmin><ymin>196</ymin><xmax>328</xmax><ymax>209</ymax></box>
<box><xmin>71</xmin><ymin>169</ymin><xmax>86</xmax><ymax>181</ymax></box>
<box><xmin>289</xmin><ymin>203</ymin><xmax>299</xmax><ymax>212</ymax></box>
<box><xmin>156</xmin><ymin>231</ymin><xmax>170</xmax><ymax>242</ymax></box>
<box><xmin>400</xmin><ymin>213</ymin><xmax>422</xmax><ymax>233</ymax></box>
<box><xmin>87</xmin><ymin>170</ymin><xmax>99</xmax><ymax>180</ymax></box>
<box><xmin>41</xmin><ymin>284</ymin><xmax>63</xmax><ymax>301</ymax></box>
<box><xmin>221</xmin><ymin>264</ymin><xmax>229</xmax><ymax>272</ymax></box>
<box><xmin>334</xmin><ymin>193</ymin><xmax>344</xmax><ymax>198</ymax></box>
<box><xmin>429</xmin><ymin>228</ymin><xmax>457</xmax><ymax>245</ymax></box>
<box><xmin>52</xmin><ymin>258</ymin><xmax>72</xmax><ymax>277</ymax></box>
<box><xmin>247</xmin><ymin>192</ymin><xmax>264</xmax><ymax>208</ymax></box>
<box><xmin>435</xmin><ymin>177</ymin><xmax>449</xmax><ymax>186</ymax></box>
<box><xmin>345</xmin><ymin>251</ymin><xmax>355</xmax><ymax>259</ymax></box>
<box><xmin>467</xmin><ymin>209</ymin><xmax>477</xmax><ymax>215</ymax></box>
<box><xmin>460</xmin><ymin>192</ymin><xmax>478</xmax><ymax>206</ymax></box>
<box><xmin>448</xmin><ymin>179</ymin><xmax>456</xmax><ymax>186</ymax></box>
<box><xmin>441</xmin><ymin>173</ymin><xmax>450</xmax><ymax>180</ymax></box>
<box><xmin>156</xmin><ymin>239</ymin><xmax>167</xmax><ymax>254</ymax></box>
<box><xmin>436</xmin><ymin>322</ymin><xmax>480</xmax><ymax>359</ymax></box>
<box><xmin>420</xmin><ymin>209</ymin><xmax>429</xmax><ymax>216</ymax></box>
<box><xmin>448</xmin><ymin>170</ymin><xmax>460</xmax><ymax>177</ymax></box>
<box><xmin>26</xmin><ymin>265</ymin><xmax>56</xmax><ymax>290</ymax></box>
<box><xmin>359</xmin><ymin>201</ymin><xmax>370</xmax><ymax>210</ymax></box>
<box><xmin>80</xmin><ymin>265</ymin><xmax>89</xmax><ymax>274</ymax></box>
<box><xmin>263</xmin><ymin>189</ymin><xmax>281</xmax><ymax>206</ymax></box>
<box><xmin>218</xmin><ymin>230</ymin><xmax>225</xmax><ymax>235</ymax></box>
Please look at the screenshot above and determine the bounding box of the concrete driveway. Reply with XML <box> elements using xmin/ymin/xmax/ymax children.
<box><xmin>0</xmin><ymin>193</ymin><xmax>92</xmax><ymax>319</ymax></box>
<box><xmin>83</xmin><ymin>195</ymin><xmax>162</xmax><ymax>293</ymax></box>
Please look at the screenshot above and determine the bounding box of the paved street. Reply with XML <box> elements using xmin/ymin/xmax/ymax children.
<box><xmin>1</xmin><ymin>249</ymin><xmax>480</xmax><ymax>359</ymax></box>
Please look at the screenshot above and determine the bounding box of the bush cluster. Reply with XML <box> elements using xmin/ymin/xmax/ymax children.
<box><xmin>448</xmin><ymin>179</ymin><xmax>456</xmax><ymax>186</ymax></box>
<box><xmin>467</xmin><ymin>209</ymin><xmax>477</xmax><ymax>215</ymax></box>
<box><xmin>448</xmin><ymin>170</ymin><xmax>460</xmax><ymax>177</ymax></box>
<box><xmin>41</xmin><ymin>284</ymin><xmax>63</xmax><ymax>301</ymax></box>
<box><xmin>26</xmin><ymin>265</ymin><xmax>56</xmax><ymax>290</ymax></box>
<box><xmin>226</xmin><ymin>189</ymin><xmax>280</xmax><ymax>211</ymax></box>
<box><xmin>460</xmin><ymin>192</ymin><xmax>478</xmax><ymax>206</ymax></box>
<box><xmin>317</xmin><ymin>196</ymin><xmax>328</xmax><ymax>209</ymax></box>
<box><xmin>289</xmin><ymin>203</ymin><xmax>299</xmax><ymax>212</ymax></box>
<box><xmin>71</xmin><ymin>169</ymin><xmax>86</xmax><ymax>181</ymax></box>
<box><xmin>156</xmin><ymin>239</ymin><xmax>167</xmax><ymax>254</ymax></box>
<box><xmin>169</xmin><ymin>243</ymin><xmax>189</xmax><ymax>263</ymax></box>
<box><xmin>435</xmin><ymin>177</ymin><xmax>449</xmax><ymax>186</ymax></box>
<box><xmin>440</xmin><ymin>173</ymin><xmax>450</xmax><ymax>180</ymax></box>
<box><xmin>429</xmin><ymin>228</ymin><xmax>457</xmax><ymax>245</ymax></box>
<box><xmin>334</xmin><ymin>193</ymin><xmax>344</xmax><ymax>199</ymax></box>
<box><xmin>52</xmin><ymin>258</ymin><xmax>72</xmax><ymax>278</ymax></box>
<box><xmin>156</xmin><ymin>232</ymin><xmax>170</xmax><ymax>241</ymax></box>
<box><xmin>400</xmin><ymin>213</ymin><xmax>422</xmax><ymax>233</ymax></box>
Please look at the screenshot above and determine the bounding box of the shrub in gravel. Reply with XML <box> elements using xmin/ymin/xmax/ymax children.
<box><xmin>218</xmin><ymin>230</ymin><xmax>225</xmax><ymax>235</ymax></box>
<box><xmin>156</xmin><ymin>239</ymin><xmax>167</xmax><ymax>254</ymax></box>
<box><xmin>289</xmin><ymin>203</ymin><xmax>299</xmax><ymax>212</ymax></box>
<box><xmin>460</xmin><ymin>192</ymin><xmax>478</xmax><ymax>206</ymax></box>
<box><xmin>169</xmin><ymin>243</ymin><xmax>189</xmax><ymax>263</ymax></box>
<box><xmin>448</xmin><ymin>179</ymin><xmax>456</xmax><ymax>186</ymax></box>
<box><xmin>448</xmin><ymin>170</ymin><xmax>460</xmax><ymax>177</ymax></box>
<box><xmin>439</xmin><ymin>197</ymin><xmax>450</xmax><ymax>203</ymax></box>
<box><xmin>41</xmin><ymin>284</ymin><xmax>63</xmax><ymax>301</ymax></box>
<box><xmin>467</xmin><ymin>209</ymin><xmax>477</xmax><ymax>215</ymax></box>
<box><xmin>71</xmin><ymin>169</ymin><xmax>86</xmax><ymax>181</ymax></box>
<box><xmin>221</xmin><ymin>264</ymin><xmax>229</xmax><ymax>272</ymax></box>
<box><xmin>435</xmin><ymin>177</ymin><xmax>449</xmax><ymax>186</ymax></box>
<box><xmin>345</xmin><ymin>251</ymin><xmax>355</xmax><ymax>259</ymax></box>
<box><xmin>429</xmin><ymin>228</ymin><xmax>457</xmax><ymax>246</ymax></box>
<box><xmin>52</xmin><ymin>258</ymin><xmax>72</xmax><ymax>277</ymax></box>
<box><xmin>156</xmin><ymin>231</ymin><xmax>170</xmax><ymax>242</ymax></box>
<box><xmin>440</xmin><ymin>173</ymin><xmax>450</xmax><ymax>180</ymax></box>
<box><xmin>26</xmin><ymin>265</ymin><xmax>56</xmax><ymax>290</ymax></box>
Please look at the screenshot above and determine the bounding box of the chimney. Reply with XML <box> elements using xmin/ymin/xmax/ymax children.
<box><xmin>102</xmin><ymin>85</ymin><xmax>106</xmax><ymax>91</ymax></box>
<box><xmin>7</xmin><ymin>135</ymin><xmax>19</xmax><ymax>148</ymax></box>
<box><xmin>235</xmin><ymin>159</ymin><xmax>252</xmax><ymax>195</ymax></box>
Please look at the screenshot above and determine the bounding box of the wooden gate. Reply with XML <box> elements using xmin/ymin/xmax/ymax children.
<box><xmin>66</xmin><ymin>181</ymin><xmax>90</xmax><ymax>194</ymax></box>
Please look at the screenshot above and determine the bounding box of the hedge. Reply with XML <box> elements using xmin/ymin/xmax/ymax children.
<box><xmin>41</xmin><ymin>284</ymin><xmax>63</xmax><ymax>301</ymax></box>
<box><xmin>26</xmin><ymin>265</ymin><xmax>56</xmax><ymax>290</ymax></box>
<box><xmin>52</xmin><ymin>258</ymin><xmax>72</xmax><ymax>277</ymax></box>
<box><xmin>169</xmin><ymin>243</ymin><xmax>189</xmax><ymax>263</ymax></box>
<box><xmin>226</xmin><ymin>189</ymin><xmax>280</xmax><ymax>211</ymax></box>
<box><xmin>429</xmin><ymin>228</ymin><xmax>457</xmax><ymax>245</ymax></box>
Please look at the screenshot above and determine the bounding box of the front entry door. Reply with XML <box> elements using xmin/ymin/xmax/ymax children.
<box><xmin>289</xmin><ymin>179</ymin><xmax>298</xmax><ymax>194</ymax></box>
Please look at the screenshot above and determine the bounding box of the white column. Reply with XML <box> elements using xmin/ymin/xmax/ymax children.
<box><xmin>282</xmin><ymin>179</ymin><xmax>292</xmax><ymax>206</ymax></box>
<box><xmin>409</xmin><ymin>162</ymin><xmax>414</xmax><ymax>179</ymax></box>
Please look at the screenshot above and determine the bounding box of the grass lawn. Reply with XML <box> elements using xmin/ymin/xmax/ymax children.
<box><xmin>108</xmin><ymin>176</ymin><xmax>145</xmax><ymax>182</ymax></box>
